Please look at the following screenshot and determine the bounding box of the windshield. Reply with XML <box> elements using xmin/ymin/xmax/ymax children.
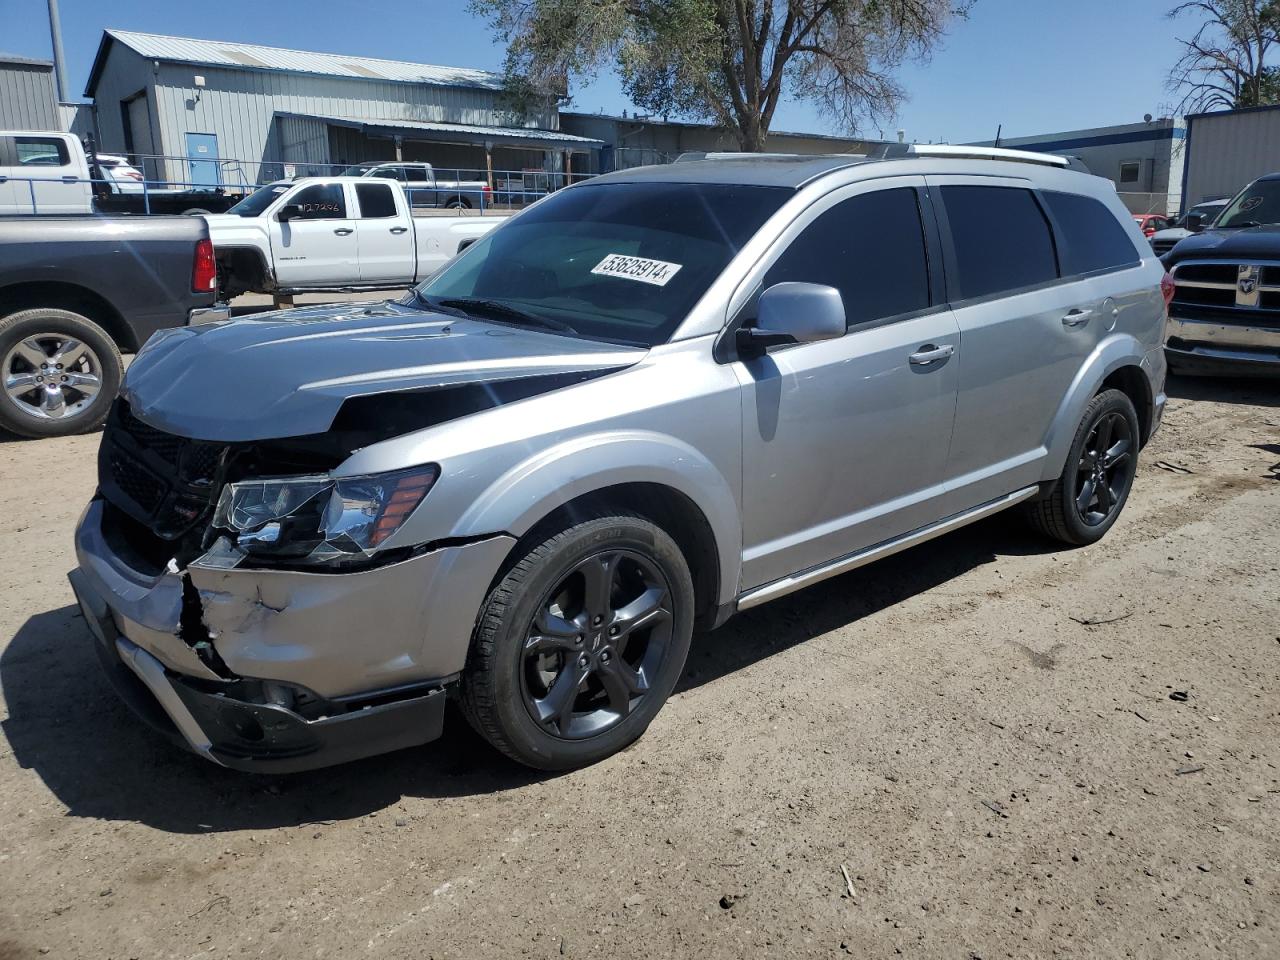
<box><xmin>415</xmin><ymin>181</ymin><xmax>790</xmax><ymax>346</ymax></box>
<box><xmin>339</xmin><ymin>163</ymin><xmax>376</xmax><ymax>177</ymax></box>
<box><xmin>228</xmin><ymin>182</ymin><xmax>292</xmax><ymax>217</ymax></box>
<box><xmin>1216</xmin><ymin>179</ymin><xmax>1280</xmax><ymax>228</ymax></box>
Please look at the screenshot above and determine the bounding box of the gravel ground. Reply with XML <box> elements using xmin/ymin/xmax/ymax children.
<box><xmin>0</xmin><ymin>375</ymin><xmax>1277</xmax><ymax>960</ymax></box>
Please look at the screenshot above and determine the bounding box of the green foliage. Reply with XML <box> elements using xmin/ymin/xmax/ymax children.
<box><xmin>471</xmin><ymin>0</ymin><xmax>967</xmax><ymax>150</ymax></box>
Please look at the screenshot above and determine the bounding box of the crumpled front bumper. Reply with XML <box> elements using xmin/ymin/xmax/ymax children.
<box><xmin>70</xmin><ymin>499</ymin><xmax>516</xmax><ymax>772</ymax></box>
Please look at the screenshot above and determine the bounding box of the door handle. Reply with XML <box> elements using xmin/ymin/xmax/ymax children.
<box><xmin>909</xmin><ymin>344</ymin><xmax>955</xmax><ymax>366</ymax></box>
<box><xmin>389</xmin><ymin>226</ymin><xmax>408</xmax><ymax>234</ymax></box>
<box><xmin>1062</xmin><ymin>308</ymin><xmax>1093</xmax><ymax>328</ymax></box>
<box><xmin>333</xmin><ymin>227</ymin><xmax>353</xmax><ymax>236</ymax></box>
<box><xmin>61</xmin><ymin>175</ymin><xmax>80</xmax><ymax>183</ymax></box>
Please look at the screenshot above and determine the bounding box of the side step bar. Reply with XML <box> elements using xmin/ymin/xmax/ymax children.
<box><xmin>736</xmin><ymin>485</ymin><xmax>1040</xmax><ymax>611</ymax></box>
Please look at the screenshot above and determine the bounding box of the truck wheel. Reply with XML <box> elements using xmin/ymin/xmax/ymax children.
<box><xmin>461</xmin><ymin>513</ymin><xmax>695</xmax><ymax>770</ymax></box>
<box><xmin>1024</xmin><ymin>388</ymin><xmax>1140</xmax><ymax>546</ymax></box>
<box><xmin>445</xmin><ymin>198</ymin><xmax>470</xmax><ymax>209</ymax></box>
<box><xmin>0</xmin><ymin>308</ymin><xmax>121</xmax><ymax>439</ymax></box>
<box><xmin>182</xmin><ymin>208</ymin><xmax>212</xmax><ymax>216</ymax></box>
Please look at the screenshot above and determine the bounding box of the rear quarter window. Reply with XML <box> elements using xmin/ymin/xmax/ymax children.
<box><xmin>940</xmin><ymin>185</ymin><xmax>1058</xmax><ymax>300</ymax></box>
<box><xmin>1043</xmin><ymin>191</ymin><xmax>1141</xmax><ymax>275</ymax></box>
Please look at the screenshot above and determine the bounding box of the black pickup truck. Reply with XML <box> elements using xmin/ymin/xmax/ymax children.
<box><xmin>1162</xmin><ymin>174</ymin><xmax>1280</xmax><ymax>376</ymax></box>
<box><xmin>0</xmin><ymin>216</ymin><xmax>229</xmax><ymax>438</ymax></box>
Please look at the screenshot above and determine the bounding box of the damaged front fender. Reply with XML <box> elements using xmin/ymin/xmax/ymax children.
<box><xmin>186</xmin><ymin>531</ymin><xmax>516</xmax><ymax>699</ymax></box>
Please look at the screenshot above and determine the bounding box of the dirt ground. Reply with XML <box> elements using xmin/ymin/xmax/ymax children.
<box><xmin>1</xmin><ymin>375</ymin><xmax>1277</xmax><ymax>960</ymax></box>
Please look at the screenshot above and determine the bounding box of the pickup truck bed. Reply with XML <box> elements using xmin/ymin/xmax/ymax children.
<box><xmin>0</xmin><ymin>215</ymin><xmax>226</xmax><ymax>438</ymax></box>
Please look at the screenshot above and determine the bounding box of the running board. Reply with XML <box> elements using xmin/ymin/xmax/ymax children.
<box><xmin>735</xmin><ymin>486</ymin><xmax>1040</xmax><ymax>611</ymax></box>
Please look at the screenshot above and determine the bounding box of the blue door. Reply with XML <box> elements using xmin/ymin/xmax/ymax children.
<box><xmin>185</xmin><ymin>133</ymin><xmax>220</xmax><ymax>188</ymax></box>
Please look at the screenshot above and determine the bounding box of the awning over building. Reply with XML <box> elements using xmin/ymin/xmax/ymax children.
<box><xmin>276</xmin><ymin>112</ymin><xmax>604</xmax><ymax>153</ymax></box>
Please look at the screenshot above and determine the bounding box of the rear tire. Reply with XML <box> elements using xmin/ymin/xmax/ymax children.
<box><xmin>1025</xmin><ymin>388</ymin><xmax>1140</xmax><ymax>545</ymax></box>
<box><xmin>461</xmin><ymin>513</ymin><xmax>695</xmax><ymax>770</ymax></box>
<box><xmin>0</xmin><ymin>308</ymin><xmax>121</xmax><ymax>439</ymax></box>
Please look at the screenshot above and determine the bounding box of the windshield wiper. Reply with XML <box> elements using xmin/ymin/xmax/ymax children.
<box><xmin>434</xmin><ymin>297</ymin><xmax>579</xmax><ymax>335</ymax></box>
<box><xmin>409</xmin><ymin>290</ymin><xmax>470</xmax><ymax>319</ymax></box>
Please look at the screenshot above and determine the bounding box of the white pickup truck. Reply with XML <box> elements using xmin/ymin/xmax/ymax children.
<box><xmin>338</xmin><ymin>161</ymin><xmax>490</xmax><ymax>209</ymax></box>
<box><xmin>205</xmin><ymin>176</ymin><xmax>506</xmax><ymax>298</ymax></box>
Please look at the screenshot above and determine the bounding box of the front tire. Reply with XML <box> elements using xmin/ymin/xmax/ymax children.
<box><xmin>0</xmin><ymin>308</ymin><xmax>121</xmax><ymax>439</ymax></box>
<box><xmin>461</xmin><ymin>513</ymin><xmax>695</xmax><ymax>770</ymax></box>
<box><xmin>1025</xmin><ymin>388</ymin><xmax>1140</xmax><ymax>545</ymax></box>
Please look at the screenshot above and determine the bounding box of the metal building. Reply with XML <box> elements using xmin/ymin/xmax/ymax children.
<box><xmin>0</xmin><ymin>55</ymin><xmax>60</xmax><ymax>130</ymax></box>
<box><xmin>970</xmin><ymin>119</ymin><xmax>1187</xmax><ymax>215</ymax></box>
<box><xmin>1181</xmin><ymin>104</ymin><xmax>1280</xmax><ymax>210</ymax></box>
<box><xmin>559</xmin><ymin>111</ymin><xmax>888</xmax><ymax>172</ymax></box>
<box><xmin>83</xmin><ymin>30</ymin><xmax>602</xmax><ymax>188</ymax></box>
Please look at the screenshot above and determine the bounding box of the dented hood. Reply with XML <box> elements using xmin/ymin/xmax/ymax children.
<box><xmin>123</xmin><ymin>300</ymin><xmax>646</xmax><ymax>441</ymax></box>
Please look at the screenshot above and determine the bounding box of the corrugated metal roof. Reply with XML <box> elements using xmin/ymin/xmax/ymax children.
<box><xmin>0</xmin><ymin>54</ymin><xmax>54</xmax><ymax>68</ymax></box>
<box><xmin>102</xmin><ymin>29</ymin><xmax>505</xmax><ymax>90</ymax></box>
<box><xmin>281</xmin><ymin>112</ymin><xmax>604</xmax><ymax>148</ymax></box>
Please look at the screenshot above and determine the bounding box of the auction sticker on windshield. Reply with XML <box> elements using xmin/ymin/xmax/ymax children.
<box><xmin>591</xmin><ymin>254</ymin><xmax>683</xmax><ymax>286</ymax></box>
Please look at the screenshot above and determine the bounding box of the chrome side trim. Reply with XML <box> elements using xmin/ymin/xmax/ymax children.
<box><xmin>114</xmin><ymin>636</ymin><xmax>223</xmax><ymax>765</ymax></box>
<box><xmin>736</xmin><ymin>485</ymin><xmax>1040</xmax><ymax>611</ymax></box>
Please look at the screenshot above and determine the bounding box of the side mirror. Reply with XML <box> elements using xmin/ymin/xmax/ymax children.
<box><xmin>737</xmin><ymin>282</ymin><xmax>846</xmax><ymax>355</ymax></box>
<box><xmin>277</xmin><ymin>203</ymin><xmax>302</xmax><ymax>222</ymax></box>
<box><xmin>1184</xmin><ymin>212</ymin><xmax>1204</xmax><ymax>232</ymax></box>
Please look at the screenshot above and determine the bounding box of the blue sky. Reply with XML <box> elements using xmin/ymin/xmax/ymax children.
<box><xmin>4</xmin><ymin>0</ymin><xmax>1186</xmax><ymax>143</ymax></box>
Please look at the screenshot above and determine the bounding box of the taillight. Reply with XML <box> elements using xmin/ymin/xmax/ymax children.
<box><xmin>193</xmin><ymin>238</ymin><xmax>217</xmax><ymax>293</ymax></box>
<box><xmin>1160</xmin><ymin>272</ymin><xmax>1175</xmax><ymax>308</ymax></box>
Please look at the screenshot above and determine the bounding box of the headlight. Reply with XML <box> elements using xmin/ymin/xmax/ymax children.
<box><xmin>209</xmin><ymin>465</ymin><xmax>439</xmax><ymax>567</ymax></box>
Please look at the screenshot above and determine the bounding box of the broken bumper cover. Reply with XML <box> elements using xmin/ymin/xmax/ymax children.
<box><xmin>70</xmin><ymin>499</ymin><xmax>517</xmax><ymax>771</ymax></box>
<box><xmin>71</xmin><ymin>578</ymin><xmax>446</xmax><ymax>773</ymax></box>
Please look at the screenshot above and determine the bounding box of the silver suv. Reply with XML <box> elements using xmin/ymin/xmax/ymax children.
<box><xmin>70</xmin><ymin>148</ymin><xmax>1168</xmax><ymax>772</ymax></box>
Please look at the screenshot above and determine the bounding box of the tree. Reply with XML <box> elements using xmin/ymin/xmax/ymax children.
<box><xmin>1167</xmin><ymin>0</ymin><xmax>1280</xmax><ymax>113</ymax></box>
<box><xmin>471</xmin><ymin>0</ymin><xmax>968</xmax><ymax>152</ymax></box>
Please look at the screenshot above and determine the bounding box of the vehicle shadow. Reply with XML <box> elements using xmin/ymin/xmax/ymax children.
<box><xmin>1</xmin><ymin>514</ymin><xmax>1050</xmax><ymax>834</ymax></box>
<box><xmin>1166</xmin><ymin>373</ymin><xmax>1280</xmax><ymax>407</ymax></box>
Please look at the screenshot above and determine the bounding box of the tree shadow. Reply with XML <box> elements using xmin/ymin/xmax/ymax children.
<box><xmin>1</xmin><ymin>514</ymin><xmax>1053</xmax><ymax>835</ymax></box>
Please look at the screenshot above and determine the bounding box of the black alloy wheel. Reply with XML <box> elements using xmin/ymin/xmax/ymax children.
<box><xmin>520</xmin><ymin>549</ymin><xmax>673</xmax><ymax>740</ymax></box>
<box><xmin>461</xmin><ymin>513</ymin><xmax>695</xmax><ymax>770</ymax></box>
<box><xmin>1074</xmin><ymin>410</ymin><xmax>1135</xmax><ymax>527</ymax></box>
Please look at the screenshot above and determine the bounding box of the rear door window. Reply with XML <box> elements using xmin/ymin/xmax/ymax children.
<box><xmin>939</xmin><ymin>186</ymin><xmax>1058</xmax><ymax>300</ymax></box>
<box><xmin>356</xmin><ymin>182</ymin><xmax>397</xmax><ymax>218</ymax></box>
<box><xmin>763</xmin><ymin>187</ymin><xmax>931</xmax><ymax>327</ymax></box>
<box><xmin>1042</xmin><ymin>191</ymin><xmax>1141</xmax><ymax>276</ymax></box>
<box><xmin>15</xmin><ymin>136</ymin><xmax>70</xmax><ymax>167</ymax></box>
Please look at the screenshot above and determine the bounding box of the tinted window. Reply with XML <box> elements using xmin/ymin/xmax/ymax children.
<box><xmin>290</xmin><ymin>184</ymin><xmax>346</xmax><ymax>219</ymax></box>
<box><xmin>228</xmin><ymin>182</ymin><xmax>291</xmax><ymax>217</ymax></box>
<box><xmin>941</xmin><ymin>186</ymin><xmax>1058</xmax><ymax>300</ymax></box>
<box><xmin>1042</xmin><ymin>191</ymin><xmax>1140</xmax><ymax>275</ymax></box>
<box><xmin>763</xmin><ymin>188</ymin><xmax>930</xmax><ymax>326</ymax></box>
<box><xmin>1217</xmin><ymin>178</ymin><xmax>1280</xmax><ymax>228</ymax></box>
<box><xmin>356</xmin><ymin>182</ymin><xmax>397</xmax><ymax>218</ymax></box>
<box><xmin>419</xmin><ymin>182</ymin><xmax>789</xmax><ymax>347</ymax></box>
<box><xmin>15</xmin><ymin>136</ymin><xmax>70</xmax><ymax>166</ymax></box>
<box><xmin>406</xmin><ymin>166</ymin><xmax>429</xmax><ymax>182</ymax></box>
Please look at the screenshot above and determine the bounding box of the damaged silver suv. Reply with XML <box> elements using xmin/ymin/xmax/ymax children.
<box><xmin>70</xmin><ymin>147</ymin><xmax>1169</xmax><ymax>772</ymax></box>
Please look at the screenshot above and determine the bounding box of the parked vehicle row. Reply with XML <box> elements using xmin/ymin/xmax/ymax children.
<box><xmin>207</xmin><ymin>176</ymin><xmax>505</xmax><ymax>297</ymax></box>
<box><xmin>67</xmin><ymin>147</ymin><xmax>1169</xmax><ymax>775</ymax></box>
<box><xmin>338</xmin><ymin>161</ymin><xmax>492</xmax><ymax>209</ymax></box>
<box><xmin>0</xmin><ymin>130</ymin><xmax>245</xmax><ymax>215</ymax></box>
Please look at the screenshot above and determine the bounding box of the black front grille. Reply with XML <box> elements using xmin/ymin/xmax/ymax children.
<box><xmin>1174</xmin><ymin>262</ymin><xmax>1236</xmax><ymax>285</ymax></box>
<box><xmin>98</xmin><ymin>401</ymin><xmax>227</xmax><ymax>542</ymax></box>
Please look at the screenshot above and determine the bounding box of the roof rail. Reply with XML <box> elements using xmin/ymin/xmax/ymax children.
<box><xmin>868</xmin><ymin>143</ymin><xmax>1069</xmax><ymax>168</ymax></box>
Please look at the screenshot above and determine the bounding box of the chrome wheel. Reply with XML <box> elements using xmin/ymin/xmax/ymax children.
<box><xmin>521</xmin><ymin>549</ymin><xmax>674</xmax><ymax>740</ymax></box>
<box><xmin>3</xmin><ymin>333</ymin><xmax>104</xmax><ymax>423</ymax></box>
<box><xmin>1075</xmin><ymin>410</ymin><xmax>1134</xmax><ymax>526</ymax></box>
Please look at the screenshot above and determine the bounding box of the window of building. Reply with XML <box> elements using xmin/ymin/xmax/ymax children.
<box><xmin>1042</xmin><ymin>191</ymin><xmax>1141</xmax><ymax>276</ymax></box>
<box><xmin>1119</xmin><ymin>161</ymin><xmax>1141</xmax><ymax>184</ymax></box>
<box><xmin>939</xmin><ymin>186</ymin><xmax>1058</xmax><ymax>300</ymax></box>
<box><xmin>762</xmin><ymin>187</ymin><xmax>931</xmax><ymax>327</ymax></box>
